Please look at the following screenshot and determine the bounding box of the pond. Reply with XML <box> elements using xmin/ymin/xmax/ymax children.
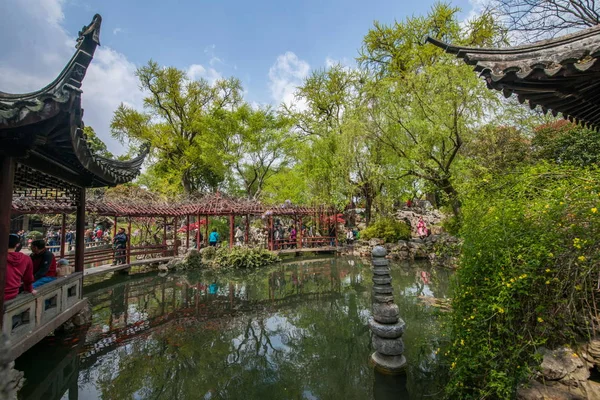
<box><xmin>15</xmin><ymin>255</ymin><xmax>452</xmax><ymax>400</ymax></box>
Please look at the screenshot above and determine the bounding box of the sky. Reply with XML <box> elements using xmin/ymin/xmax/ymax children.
<box><xmin>0</xmin><ymin>0</ymin><xmax>478</xmax><ymax>155</ymax></box>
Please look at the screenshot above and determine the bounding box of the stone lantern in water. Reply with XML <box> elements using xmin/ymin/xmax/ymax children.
<box><xmin>369</xmin><ymin>246</ymin><xmax>407</xmax><ymax>374</ymax></box>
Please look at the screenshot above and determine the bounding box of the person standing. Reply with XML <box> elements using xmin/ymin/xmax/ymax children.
<box><xmin>417</xmin><ymin>216</ymin><xmax>428</xmax><ymax>240</ymax></box>
<box><xmin>290</xmin><ymin>226</ymin><xmax>297</xmax><ymax>248</ymax></box>
<box><xmin>234</xmin><ymin>226</ymin><xmax>244</xmax><ymax>246</ymax></box>
<box><xmin>30</xmin><ymin>239</ymin><xmax>57</xmax><ymax>288</ymax></box>
<box><xmin>113</xmin><ymin>227</ymin><xmax>128</xmax><ymax>265</ymax></box>
<box><xmin>209</xmin><ymin>228</ymin><xmax>220</xmax><ymax>247</ymax></box>
<box><xmin>5</xmin><ymin>234</ymin><xmax>35</xmax><ymax>300</ymax></box>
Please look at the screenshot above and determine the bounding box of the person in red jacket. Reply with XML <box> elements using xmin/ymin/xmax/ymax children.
<box><xmin>5</xmin><ymin>234</ymin><xmax>35</xmax><ymax>301</ymax></box>
<box><xmin>30</xmin><ymin>239</ymin><xmax>57</xmax><ymax>288</ymax></box>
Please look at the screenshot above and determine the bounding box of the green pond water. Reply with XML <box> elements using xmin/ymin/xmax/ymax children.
<box><xmin>15</xmin><ymin>255</ymin><xmax>452</xmax><ymax>400</ymax></box>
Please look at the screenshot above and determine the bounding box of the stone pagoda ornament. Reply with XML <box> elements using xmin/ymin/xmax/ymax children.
<box><xmin>369</xmin><ymin>246</ymin><xmax>407</xmax><ymax>374</ymax></box>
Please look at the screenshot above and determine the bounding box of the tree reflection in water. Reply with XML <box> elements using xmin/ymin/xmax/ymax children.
<box><xmin>16</xmin><ymin>256</ymin><xmax>452</xmax><ymax>400</ymax></box>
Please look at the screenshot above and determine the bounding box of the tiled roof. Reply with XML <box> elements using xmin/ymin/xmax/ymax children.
<box><xmin>427</xmin><ymin>25</ymin><xmax>600</xmax><ymax>130</ymax></box>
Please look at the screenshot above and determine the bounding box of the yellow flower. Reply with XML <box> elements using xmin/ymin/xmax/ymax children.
<box><xmin>451</xmin><ymin>362</ymin><xmax>456</xmax><ymax>369</ymax></box>
<box><xmin>537</xmin><ymin>317</ymin><xmax>544</xmax><ymax>323</ymax></box>
<box><xmin>498</xmin><ymin>308</ymin><xmax>505</xmax><ymax>314</ymax></box>
<box><xmin>545</xmin><ymin>269</ymin><xmax>551</xmax><ymax>273</ymax></box>
<box><xmin>575</xmin><ymin>285</ymin><xmax>582</xmax><ymax>291</ymax></box>
<box><xmin>548</xmin><ymin>253</ymin><xmax>554</xmax><ymax>258</ymax></box>
<box><xmin>578</xmin><ymin>255</ymin><xmax>586</xmax><ymax>262</ymax></box>
<box><xmin>545</xmin><ymin>204</ymin><xmax>550</xmax><ymax>209</ymax></box>
<box><xmin>506</xmin><ymin>283</ymin><xmax>511</xmax><ymax>288</ymax></box>
<box><xmin>546</xmin><ymin>280</ymin><xmax>551</xmax><ymax>285</ymax></box>
<box><xmin>461</xmin><ymin>339</ymin><xmax>464</xmax><ymax>346</ymax></box>
<box><xmin>470</xmin><ymin>315</ymin><xmax>475</xmax><ymax>319</ymax></box>
<box><xmin>592</xmin><ymin>207</ymin><xmax>598</xmax><ymax>214</ymax></box>
<box><xmin>559</xmin><ymin>202</ymin><xmax>564</xmax><ymax>205</ymax></box>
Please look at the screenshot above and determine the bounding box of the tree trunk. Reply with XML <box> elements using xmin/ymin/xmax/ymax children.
<box><xmin>440</xmin><ymin>179</ymin><xmax>460</xmax><ymax>217</ymax></box>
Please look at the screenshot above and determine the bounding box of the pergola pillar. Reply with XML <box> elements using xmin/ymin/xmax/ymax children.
<box><xmin>204</xmin><ymin>215</ymin><xmax>209</xmax><ymax>246</ymax></box>
<box><xmin>196</xmin><ymin>213</ymin><xmax>201</xmax><ymax>248</ymax></box>
<box><xmin>127</xmin><ymin>217</ymin><xmax>132</xmax><ymax>264</ymax></box>
<box><xmin>75</xmin><ymin>187</ymin><xmax>86</xmax><ymax>273</ymax></box>
<box><xmin>0</xmin><ymin>157</ymin><xmax>15</xmax><ymax>329</ymax></box>
<box><xmin>186</xmin><ymin>214</ymin><xmax>190</xmax><ymax>249</ymax></box>
<box><xmin>113</xmin><ymin>216</ymin><xmax>118</xmax><ymax>239</ymax></box>
<box><xmin>60</xmin><ymin>213</ymin><xmax>66</xmax><ymax>258</ymax></box>
<box><xmin>245</xmin><ymin>214</ymin><xmax>249</xmax><ymax>245</ymax></box>
<box><xmin>298</xmin><ymin>215</ymin><xmax>302</xmax><ymax>249</ymax></box>
<box><xmin>163</xmin><ymin>216</ymin><xmax>167</xmax><ymax>257</ymax></box>
<box><xmin>229</xmin><ymin>214</ymin><xmax>234</xmax><ymax>249</ymax></box>
<box><xmin>174</xmin><ymin>216</ymin><xmax>178</xmax><ymax>255</ymax></box>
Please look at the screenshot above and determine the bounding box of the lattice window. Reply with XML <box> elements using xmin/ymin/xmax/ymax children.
<box><xmin>12</xmin><ymin>163</ymin><xmax>81</xmax><ymax>205</ymax></box>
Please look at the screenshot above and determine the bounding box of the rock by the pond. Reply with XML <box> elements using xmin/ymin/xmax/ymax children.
<box><xmin>372</xmin><ymin>335</ymin><xmax>405</xmax><ymax>356</ymax></box>
<box><xmin>369</xmin><ymin>239</ymin><xmax>384</xmax><ymax>247</ymax></box>
<box><xmin>368</xmin><ymin>317</ymin><xmax>405</xmax><ymax>338</ymax></box>
<box><xmin>539</xmin><ymin>347</ymin><xmax>589</xmax><ymax>382</ymax></box>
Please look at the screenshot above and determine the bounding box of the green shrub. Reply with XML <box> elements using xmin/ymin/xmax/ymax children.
<box><xmin>27</xmin><ymin>231</ymin><xmax>43</xmax><ymax>240</ymax></box>
<box><xmin>360</xmin><ymin>218</ymin><xmax>411</xmax><ymax>243</ymax></box>
<box><xmin>447</xmin><ymin>163</ymin><xmax>600</xmax><ymax>399</ymax></box>
<box><xmin>213</xmin><ymin>246</ymin><xmax>280</xmax><ymax>269</ymax></box>
<box><xmin>199</xmin><ymin>246</ymin><xmax>216</xmax><ymax>264</ymax></box>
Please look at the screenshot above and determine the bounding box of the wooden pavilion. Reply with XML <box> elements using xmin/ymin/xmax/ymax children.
<box><xmin>427</xmin><ymin>24</ymin><xmax>600</xmax><ymax>129</ymax></box>
<box><xmin>0</xmin><ymin>14</ymin><xmax>147</xmax><ymax>360</ymax></box>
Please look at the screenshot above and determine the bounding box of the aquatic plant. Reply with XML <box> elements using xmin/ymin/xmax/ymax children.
<box><xmin>212</xmin><ymin>246</ymin><xmax>280</xmax><ymax>269</ymax></box>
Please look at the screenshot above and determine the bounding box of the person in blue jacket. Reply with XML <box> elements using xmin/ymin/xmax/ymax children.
<box><xmin>209</xmin><ymin>228</ymin><xmax>220</xmax><ymax>247</ymax></box>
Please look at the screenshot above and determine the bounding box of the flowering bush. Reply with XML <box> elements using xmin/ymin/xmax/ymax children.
<box><xmin>447</xmin><ymin>163</ymin><xmax>600</xmax><ymax>398</ymax></box>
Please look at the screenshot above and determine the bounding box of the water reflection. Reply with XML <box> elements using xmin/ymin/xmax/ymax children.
<box><xmin>16</xmin><ymin>256</ymin><xmax>451</xmax><ymax>400</ymax></box>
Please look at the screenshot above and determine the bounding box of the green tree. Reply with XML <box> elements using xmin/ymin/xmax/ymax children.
<box><xmin>83</xmin><ymin>125</ymin><xmax>114</xmax><ymax>158</ymax></box>
<box><xmin>532</xmin><ymin>120</ymin><xmax>600</xmax><ymax>167</ymax></box>
<box><xmin>358</xmin><ymin>3</ymin><xmax>503</xmax><ymax>217</ymax></box>
<box><xmin>230</xmin><ymin>106</ymin><xmax>294</xmax><ymax>199</ymax></box>
<box><xmin>111</xmin><ymin>60</ymin><xmax>244</xmax><ymax>195</ymax></box>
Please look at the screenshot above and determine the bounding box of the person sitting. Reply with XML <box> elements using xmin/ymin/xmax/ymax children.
<box><xmin>30</xmin><ymin>239</ymin><xmax>57</xmax><ymax>288</ymax></box>
<box><xmin>5</xmin><ymin>234</ymin><xmax>35</xmax><ymax>301</ymax></box>
<box><xmin>209</xmin><ymin>228</ymin><xmax>220</xmax><ymax>247</ymax></box>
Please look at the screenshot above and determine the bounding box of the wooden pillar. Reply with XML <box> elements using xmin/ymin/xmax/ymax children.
<box><xmin>173</xmin><ymin>216</ymin><xmax>178</xmax><ymax>256</ymax></box>
<box><xmin>75</xmin><ymin>187</ymin><xmax>86</xmax><ymax>273</ymax></box>
<box><xmin>60</xmin><ymin>213</ymin><xmax>67</xmax><ymax>258</ymax></box>
<box><xmin>127</xmin><ymin>217</ymin><xmax>132</xmax><ymax>264</ymax></box>
<box><xmin>113</xmin><ymin>216</ymin><xmax>118</xmax><ymax>239</ymax></box>
<box><xmin>0</xmin><ymin>157</ymin><xmax>15</xmax><ymax>329</ymax></box>
<box><xmin>186</xmin><ymin>214</ymin><xmax>190</xmax><ymax>249</ymax></box>
<box><xmin>204</xmin><ymin>215</ymin><xmax>209</xmax><ymax>246</ymax></box>
<box><xmin>245</xmin><ymin>214</ymin><xmax>249</xmax><ymax>245</ymax></box>
<box><xmin>163</xmin><ymin>216</ymin><xmax>167</xmax><ymax>257</ymax></box>
<box><xmin>333</xmin><ymin>208</ymin><xmax>338</xmax><ymax>247</ymax></box>
<box><xmin>196</xmin><ymin>213</ymin><xmax>201</xmax><ymax>248</ymax></box>
<box><xmin>269</xmin><ymin>215</ymin><xmax>274</xmax><ymax>251</ymax></box>
<box><xmin>229</xmin><ymin>214</ymin><xmax>234</xmax><ymax>249</ymax></box>
<box><xmin>298</xmin><ymin>215</ymin><xmax>303</xmax><ymax>249</ymax></box>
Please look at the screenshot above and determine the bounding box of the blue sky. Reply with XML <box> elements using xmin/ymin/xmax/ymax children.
<box><xmin>0</xmin><ymin>0</ymin><xmax>476</xmax><ymax>153</ymax></box>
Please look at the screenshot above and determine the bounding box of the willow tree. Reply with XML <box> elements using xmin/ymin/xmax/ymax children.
<box><xmin>111</xmin><ymin>60</ymin><xmax>244</xmax><ymax>195</ymax></box>
<box><xmin>359</xmin><ymin>3</ymin><xmax>503</xmax><ymax>217</ymax></box>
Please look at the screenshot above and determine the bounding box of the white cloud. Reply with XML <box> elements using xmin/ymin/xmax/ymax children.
<box><xmin>209</xmin><ymin>56</ymin><xmax>222</xmax><ymax>66</ymax></box>
<box><xmin>187</xmin><ymin>64</ymin><xmax>222</xmax><ymax>84</ymax></box>
<box><xmin>0</xmin><ymin>0</ymin><xmax>141</xmax><ymax>156</ymax></box>
<box><xmin>113</xmin><ymin>27</ymin><xmax>123</xmax><ymax>35</ymax></box>
<box><xmin>268</xmin><ymin>51</ymin><xmax>310</xmax><ymax>110</ymax></box>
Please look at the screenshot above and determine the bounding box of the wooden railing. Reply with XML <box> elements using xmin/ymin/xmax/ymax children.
<box><xmin>271</xmin><ymin>236</ymin><xmax>337</xmax><ymax>250</ymax></box>
<box><xmin>2</xmin><ymin>272</ymin><xmax>86</xmax><ymax>361</ymax></box>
